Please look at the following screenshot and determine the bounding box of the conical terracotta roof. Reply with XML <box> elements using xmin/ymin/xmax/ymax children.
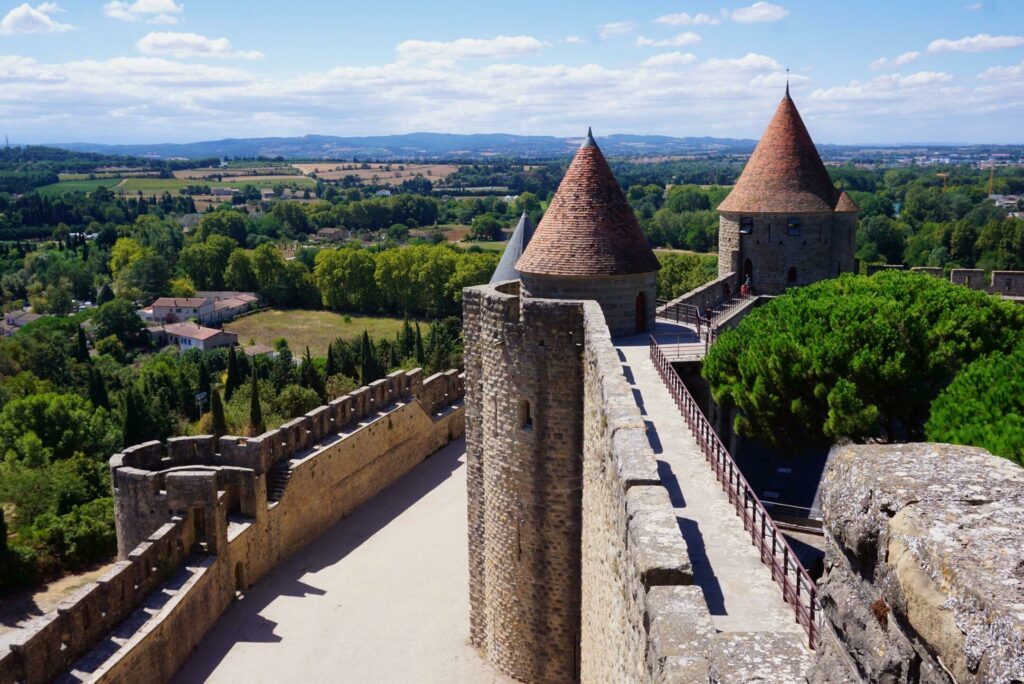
<box><xmin>834</xmin><ymin>190</ymin><xmax>858</xmax><ymax>213</ymax></box>
<box><xmin>516</xmin><ymin>130</ymin><xmax>660</xmax><ymax>277</ymax></box>
<box><xmin>718</xmin><ymin>90</ymin><xmax>840</xmax><ymax>214</ymax></box>
<box><xmin>490</xmin><ymin>212</ymin><xmax>535</xmax><ymax>283</ymax></box>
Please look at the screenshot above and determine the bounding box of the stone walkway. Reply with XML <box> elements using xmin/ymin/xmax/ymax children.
<box><xmin>173</xmin><ymin>438</ymin><xmax>510</xmax><ymax>684</ymax></box>
<box><xmin>615</xmin><ymin>322</ymin><xmax>804</xmax><ymax>635</ymax></box>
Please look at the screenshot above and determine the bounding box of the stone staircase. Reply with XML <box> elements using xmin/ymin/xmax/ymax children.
<box><xmin>266</xmin><ymin>460</ymin><xmax>294</xmax><ymax>502</ymax></box>
<box><xmin>57</xmin><ymin>557</ymin><xmax>208</xmax><ymax>683</ymax></box>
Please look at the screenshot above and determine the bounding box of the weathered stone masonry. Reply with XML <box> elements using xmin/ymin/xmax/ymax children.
<box><xmin>0</xmin><ymin>369</ymin><xmax>465</xmax><ymax>684</ymax></box>
<box><xmin>467</xmin><ymin>282</ymin><xmax>711</xmax><ymax>683</ymax></box>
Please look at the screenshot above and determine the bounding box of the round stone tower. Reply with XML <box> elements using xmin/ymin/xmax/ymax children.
<box><xmin>717</xmin><ymin>86</ymin><xmax>858</xmax><ymax>294</ymax></box>
<box><xmin>516</xmin><ymin>129</ymin><xmax>660</xmax><ymax>337</ymax></box>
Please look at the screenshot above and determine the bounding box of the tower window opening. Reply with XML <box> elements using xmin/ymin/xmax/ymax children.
<box><xmin>787</xmin><ymin>267</ymin><xmax>798</xmax><ymax>283</ymax></box>
<box><xmin>787</xmin><ymin>217</ymin><xmax>801</xmax><ymax>236</ymax></box>
<box><xmin>739</xmin><ymin>217</ymin><xmax>754</xmax><ymax>234</ymax></box>
<box><xmin>519</xmin><ymin>399</ymin><xmax>533</xmax><ymax>430</ymax></box>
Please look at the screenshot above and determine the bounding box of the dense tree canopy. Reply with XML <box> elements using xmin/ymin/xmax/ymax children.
<box><xmin>703</xmin><ymin>271</ymin><xmax>1024</xmax><ymax>451</ymax></box>
<box><xmin>926</xmin><ymin>347</ymin><xmax>1024</xmax><ymax>464</ymax></box>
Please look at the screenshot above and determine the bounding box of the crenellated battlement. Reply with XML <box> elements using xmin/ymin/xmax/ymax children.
<box><xmin>1</xmin><ymin>367</ymin><xmax>466</xmax><ymax>684</ymax></box>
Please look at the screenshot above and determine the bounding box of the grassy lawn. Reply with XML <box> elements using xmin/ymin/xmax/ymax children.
<box><xmin>224</xmin><ymin>309</ymin><xmax>421</xmax><ymax>357</ymax></box>
<box><xmin>37</xmin><ymin>178</ymin><xmax>122</xmax><ymax>195</ymax></box>
<box><xmin>458</xmin><ymin>240</ymin><xmax>507</xmax><ymax>252</ymax></box>
<box><xmin>654</xmin><ymin>248</ymin><xmax>719</xmax><ymax>258</ymax></box>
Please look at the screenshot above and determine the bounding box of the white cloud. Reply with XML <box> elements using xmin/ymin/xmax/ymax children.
<box><xmin>641</xmin><ymin>52</ymin><xmax>697</xmax><ymax>67</ymax></box>
<box><xmin>597</xmin><ymin>21</ymin><xmax>636</xmax><ymax>38</ymax></box>
<box><xmin>394</xmin><ymin>35</ymin><xmax>542</xmax><ymax>66</ymax></box>
<box><xmin>563</xmin><ymin>35</ymin><xmax>585</xmax><ymax>45</ymax></box>
<box><xmin>979</xmin><ymin>60</ymin><xmax>1024</xmax><ymax>79</ymax></box>
<box><xmin>105</xmin><ymin>0</ymin><xmax>183</xmax><ymax>23</ymax></box>
<box><xmin>699</xmin><ymin>53</ymin><xmax>781</xmax><ymax>71</ymax></box>
<box><xmin>655</xmin><ymin>11</ymin><xmax>720</xmax><ymax>26</ymax></box>
<box><xmin>731</xmin><ymin>2</ymin><xmax>789</xmax><ymax>23</ymax></box>
<box><xmin>869</xmin><ymin>51</ymin><xmax>920</xmax><ymax>70</ymax></box>
<box><xmin>636</xmin><ymin>32</ymin><xmax>702</xmax><ymax>48</ymax></box>
<box><xmin>136</xmin><ymin>32</ymin><xmax>264</xmax><ymax>60</ymax></box>
<box><xmin>811</xmin><ymin>71</ymin><xmax>955</xmax><ymax>102</ymax></box>
<box><xmin>0</xmin><ymin>2</ymin><xmax>73</xmax><ymax>34</ymax></box>
<box><xmin>927</xmin><ymin>33</ymin><xmax>1024</xmax><ymax>53</ymax></box>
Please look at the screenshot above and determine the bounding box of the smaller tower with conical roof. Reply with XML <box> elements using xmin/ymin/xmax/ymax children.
<box><xmin>516</xmin><ymin>129</ymin><xmax>660</xmax><ymax>336</ymax></box>
<box><xmin>490</xmin><ymin>212</ymin><xmax>535</xmax><ymax>284</ymax></box>
<box><xmin>717</xmin><ymin>88</ymin><xmax>857</xmax><ymax>294</ymax></box>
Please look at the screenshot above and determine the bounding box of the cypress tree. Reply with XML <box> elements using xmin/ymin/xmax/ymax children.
<box><xmin>88</xmin><ymin>366</ymin><xmax>109</xmax><ymax>409</ymax></box>
<box><xmin>400</xmin><ymin>317</ymin><xmax>415</xmax><ymax>358</ymax></box>
<box><xmin>210</xmin><ymin>389</ymin><xmax>227</xmax><ymax>440</ymax></box>
<box><xmin>248</xmin><ymin>379</ymin><xmax>264</xmax><ymax>436</ymax></box>
<box><xmin>225</xmin><ymin>346</ymin><xmax>239</xmax><ymax>401</ymax></box>
<box><xmin>414</xmin><ymin>322</ymin><xmax>425</xmax><ymax>366</ymax></box>
<box><xmin>75</xmin><ymin>325</ymin><xmax>90</xmax><ymax>363</ymax></box>
<box><xmin>122</xmin><ymin>386</ymin><xmax>146</xmax><ymax>447</ymax></box>
<box><xmin>325</xmin><ymin>343</ymin><xmax>339</xmax><ymax>378</ymax></box>
<box><xmin>302</xmin><ymin>346</ymin><xmax>327</xmax><ymax>402</ymax></box>
<box><xmin>0</xmin><ymin>508</ymin><xmax>6</xmax><ymax>554</ymax></box>
<box><xmin>359</xmin><ymin>331</ymin><xmax>379</xmax><ymax>386</ymax></box>
<box><xmin>197</xmin><ymin>360</ymin><xmax>212</xmax><ymax>400</ymax></box>
<box><xmin>97</xmin><ymin>283</ymin><xmax>114</xmax><ymax>305</ymax></box>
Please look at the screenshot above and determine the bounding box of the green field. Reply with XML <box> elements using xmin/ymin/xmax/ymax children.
<box><xmin>224</xmin><ymin>309</ymin><xmax>423</xmax><ymax>357</ymax></box>
<box><xmin>37</xmin><ymin>178</ymin><xmax>122</xmax><ymax>196</ymax></box>
<box><xmin>457</xmin><ymin>240</ymin><xmax>507</xmax><ymax>253</ymax></box>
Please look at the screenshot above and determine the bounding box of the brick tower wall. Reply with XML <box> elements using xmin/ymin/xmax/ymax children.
<box><xmin>519</xmin><ymin>271</ymin><xmax>657</xmax><ymax>338</ymax></box>
<box><xmin>718</xmin><ymin>211</ymin><xmax>856</xmax><ymax>295</ymax></box>
<box><xmin>464</xmin><ymin>281</ymin><xmax>585</xmax><ymax>683</ymax></box>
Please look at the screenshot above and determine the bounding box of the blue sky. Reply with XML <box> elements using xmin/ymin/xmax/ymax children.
<box><xmin>1</xmin><ymin>1</ymin><xmax>1022</xmax><ymax>144</ymax></box>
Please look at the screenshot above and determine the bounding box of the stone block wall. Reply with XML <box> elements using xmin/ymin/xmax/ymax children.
<box><xmin>718</xmin><ymin>211</ymin><xmax>856</xmax><ymax>295</ymax></box>
<box><xmin>950</xmin><ymin>268</ymin><xmax>987</xmax><ymax>290</ymax></box>
<box><xmin>519</xmin><ymin>271</ymin><xmax>657</xmax><ymax>338</ymax></box>
<box><xmin>464</xmin><ymin>281</ymin><xmax>586</xmax><ymax>683</ymax></box>
<box><xmin>813</xmin><ymin>443</ymin><xmax>1024</xmax><ymax>683</ymax></box>
<box><xmin>989</xmin><ymin>270</ymin><xmax>1024</xmax><ymax>296</ymax></box>
<box><xmin>658</xmin><ymin>271</ymin><xmax>737</xmax><ymax>316</ymax></box>
<box><xmin>1</xmin><ymin>369</ymin><xmax>465</xmax><ymax>684</ymax></box>
<box><xmin>578</xmin><ymin>301</ymin><xmax>700</xmax><ymax>682</ymax></box>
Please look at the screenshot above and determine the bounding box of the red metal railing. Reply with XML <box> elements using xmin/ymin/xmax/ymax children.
<box><xmin>649</xmin><ymin>336</ymin><xmax>819</xmax><ymax>649</ymax></box>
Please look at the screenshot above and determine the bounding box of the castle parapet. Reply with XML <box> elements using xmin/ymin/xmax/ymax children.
<box><xmin>814</xmin><ymin>443</ymin><xmax>1024</xmax><ymax>682</ymax></box>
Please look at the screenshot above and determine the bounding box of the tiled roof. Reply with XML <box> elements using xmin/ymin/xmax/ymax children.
<box><xmin>834</xmin><ymin>190</ymin><xmax>859</xmax><ymax>213</ymax></box>
<box><xmin>151</xmin><ymin>297</ymin><xmax>211</xmax><ymax>308</ymax></box>
<box><xmin>164</xmin><ymin>322</ymin><xmax>229</xmax><ymax>341</ymax></box>
<box><xmin>718</xmin><ymin>90</ymin><xmax>841</xmax><ymax>214</ymax></box>
<box><xmin>491</xmin><ymin>212</ymin><xmax>535</xmax><ymax>283</ymax></box>
<box><xmin>516</xmin><ymin>130</ymin><xmax>660</xmax><ymax>277</ymax></box>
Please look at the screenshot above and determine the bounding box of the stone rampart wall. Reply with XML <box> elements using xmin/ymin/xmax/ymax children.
<box><xmin>813</xmin><ymin>443</ymin><xmax>1024</xmax><ymax>683</ymax></box>
<box><xmin>578</xmin><ymin>301</ymin><xmax>703</xmax><ymax>682</ymax></box>
<box><xmin>657</xmin><ymin>271</ymin><xmax>737</xmax><ymax>316</ymax></box>
<box><xmin>0</xmin><ymin>370</ymin><xmax>465</xmax><ymax>684</ymax></box>
<box><xmin>0</xmin><ymin>516</ymin><xmax>197</xmax><ymax>683</ymax></box>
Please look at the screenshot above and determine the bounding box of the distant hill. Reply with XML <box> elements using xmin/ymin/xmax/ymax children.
<box><xmin>48</xmin><ymin>132</ymin><xmax>760</xmax><ymax>160</ymax></box>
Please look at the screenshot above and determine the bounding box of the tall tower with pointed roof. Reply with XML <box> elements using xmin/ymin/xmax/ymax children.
<box><xmin>718</xmin><ymin>88</ymin><xmax>857</xmax><ymax>294</ymax></box>
<box><xmin>515</xmin><ymin>129</ymin><xmax>660</xmax><ymax>337</ymax></box>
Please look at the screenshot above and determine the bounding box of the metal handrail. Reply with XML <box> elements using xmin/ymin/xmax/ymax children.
<box><xmin>649</xmin><ymin>335</ymin><xmax>820</xmax><ymax>649</ymax></box>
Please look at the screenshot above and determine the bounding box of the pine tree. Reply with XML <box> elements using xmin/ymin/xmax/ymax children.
<box><xmin>210</xmin><ymin>389</ymin><xmax>227</xmax><ymax>440</ymax></box>
<box><xmin>248</xmin><ymin>379</ymin><xmax>264</xmax><ymax>436</ymax></box>
<box><xmin>88</xmin><ymin>366</ymin><xmax>109</xmax><ymax>409</ymax></box>
<box><xmin>225</xmin><ymin>346</ymin><xmax>239</xmax><ymax>401</ymax></box>
<box><xmin>414</xmin><ymin>322</ymin><xmax>425</xmax><ymax>366</ymax></box>
<box><xmin>75</xmin><ymin>325</ymin><xmax>90</xmax><ymax>363</ymax></box>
